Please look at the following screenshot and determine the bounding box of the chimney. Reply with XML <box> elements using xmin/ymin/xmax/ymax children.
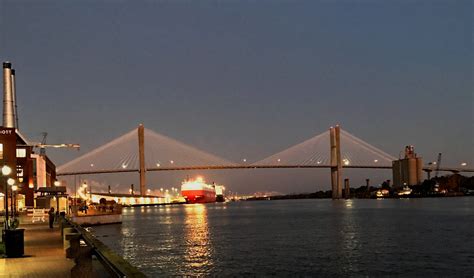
<box><xmin>3</xmin><ymin>62</ymin><xmax>15</xmax><ymax>128</ymax></box>
<box><xmin>11</xmin><ymin>69</ymin><xmax>19</xmax><ymax>129</ymax></box>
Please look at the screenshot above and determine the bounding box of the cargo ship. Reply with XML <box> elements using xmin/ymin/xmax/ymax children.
<box><xmin>181</xmin><ymin>177</ymin><xmax>216</xmax><ymax>204</ymax></box>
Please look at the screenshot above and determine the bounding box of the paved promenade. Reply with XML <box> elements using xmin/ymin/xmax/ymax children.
<box><xmin>0</xmin><ymin>223</ymin><xmax>74</xmax><ymax>278</ymax></box>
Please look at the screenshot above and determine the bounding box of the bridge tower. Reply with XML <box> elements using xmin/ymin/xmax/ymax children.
<box><xmin>330</xmin><ymin>125</ymin><xmax>343</xmax><ymax>199</ymax></box>
<box><xmin>138</xmin><ymin>124</ymin><xmax>146</xmax><ymax>195</ymax></box>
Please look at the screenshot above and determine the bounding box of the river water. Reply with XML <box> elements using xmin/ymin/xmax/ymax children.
<box><xmin>91</xmin><ymin>198</ymin><xmax>473</xmax><ymax>276</ymax></box>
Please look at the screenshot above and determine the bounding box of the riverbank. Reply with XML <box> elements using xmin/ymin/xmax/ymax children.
<box><xmin>0</xmin><ymin>221</ymin><xmax>129</xmax><ymax>277</ymax></box>
<box><xmin>0</xmin><ymin>223</ymin><xmax>74</xmax><ymax>277</ymax></box>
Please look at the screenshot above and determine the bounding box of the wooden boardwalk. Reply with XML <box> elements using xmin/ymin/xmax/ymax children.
<box><xmin>0</xmin><ymin>223</ymin><xmax>74</xmax><ymax>278</ymax></box>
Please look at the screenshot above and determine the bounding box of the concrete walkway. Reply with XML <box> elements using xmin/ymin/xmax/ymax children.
<box><xmin>0</xmin><ymin>223</ymin><xmax>74</xmax><ymax>278</ymax></box>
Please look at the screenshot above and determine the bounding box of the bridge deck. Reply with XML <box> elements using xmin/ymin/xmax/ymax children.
<box><xmin>57</xmin><ymin>164</ymin><xmax>473</xmax><ymax>176</ymax></box>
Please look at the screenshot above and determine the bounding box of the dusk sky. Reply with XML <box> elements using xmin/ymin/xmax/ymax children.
<box><xmin>0</xmin><ymin>0</ymin><xmax>472</xmax><ymax>194</ymax></box>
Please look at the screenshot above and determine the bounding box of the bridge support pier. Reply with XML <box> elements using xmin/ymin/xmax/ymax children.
<box><xmin>330</xmin><ymin>125</ymin><xmax>343</xmax><ymax>199</ymax></box>
<box><xmin>138</xmin><ymin>124</ymin><xmax>146</xmax><ymax>196</ymax></box>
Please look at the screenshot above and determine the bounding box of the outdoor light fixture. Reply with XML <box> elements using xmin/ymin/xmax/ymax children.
<box><xmin>7</xmin><ymin>178</ymin><xmax>15</xmax><ymax>186</ymax></box>
<box><xmin>54</xmin><ymin>181</ymin><xmax>60</xmax><ymax>186</ymax></box>
<box><xmin>1</xmin><ymin>165</ymin><xmax>12</xmax><ymax>176</ymax></box>
<box><xmin>11</xmin><ymin>185</ymin><xmax>18</xmax><ymax>191</ymax></box>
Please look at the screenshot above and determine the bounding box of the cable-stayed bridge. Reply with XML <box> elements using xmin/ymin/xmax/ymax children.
<box><xmin>57</xmin><ymin>125</ymin><xmax>395</xmax><ymax>174</ymax></box>
<box><xmin>57</xmin><ymin>124</ymin><xmax>473</xmax><ymax>198</ymax></box>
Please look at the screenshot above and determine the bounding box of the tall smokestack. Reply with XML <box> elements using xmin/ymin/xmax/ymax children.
<box><xmin>3</xmin><ymin>62</ymin><xmax>15</xmax><ymax>128</ymax></box>
<box><xmin>11</xmin><ymin>69</ymin><xmax>19</xmax><ymax>129</ymax></box>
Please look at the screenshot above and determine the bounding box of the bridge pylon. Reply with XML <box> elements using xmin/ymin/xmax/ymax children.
<box><xmin>330</xmin><ymin>125</ymin><xmax>343</xmax><ymax>199</ymax></box>
<box><xmin>138</xmin><ymin>124</ymin><xmax>146</xmax><ymax>195</ymax></box>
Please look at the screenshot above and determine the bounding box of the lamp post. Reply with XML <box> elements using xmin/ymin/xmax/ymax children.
<box><xmin>10</xmin><ymin>182</ymin><xmax>17</xmax><ymax>221</ymax></box>
<box><xmin>2</xmin><ymin>165</ymin><xmax>12</xmax><ymax>229</ymax></box>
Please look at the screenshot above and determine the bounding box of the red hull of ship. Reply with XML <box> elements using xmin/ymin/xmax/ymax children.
<box><xmin>182</xmin><ymin>190</ymin><xmax>216</xmax><ymax>204</ymax></box>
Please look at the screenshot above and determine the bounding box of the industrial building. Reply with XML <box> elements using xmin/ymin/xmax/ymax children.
<box><xmin>1</xmin><ymin>62</ymin><xmax>66</xmax><ymax>213</ymax></box>
<box><xmin>392</xmin><ymin>145</ymin><xmax>424</xmax><ymax>187</ymax></box>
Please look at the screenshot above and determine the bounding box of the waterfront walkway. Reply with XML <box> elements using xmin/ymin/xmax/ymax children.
<box><xmin>0</xmin><ymin>223</ymin><xmax>74</xmax><ymax>278</ymax></box>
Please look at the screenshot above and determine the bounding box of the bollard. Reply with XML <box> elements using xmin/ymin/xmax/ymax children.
<box><xmin>65</xmin><ymin>233</ymin><xmax>81</xmax><ymax>259</ymax></box>
<box><xmin>71</xmin><ymin>245</ymin><xmax>93</xmax><ymax>278</ymax></box>
<box><xmin>63</xmin><ymin>227</ymin><xmax>76</xmax><ymax>249</ymax></box>
<box><xmin>61</xmin><ymin>221</ymin><xmax>73</xmax><ymax>238</ymax></box>
<box><xmin>63</xmin><ymin>227</ymin><xmax>81</xmax><ymax>259</ymax></box>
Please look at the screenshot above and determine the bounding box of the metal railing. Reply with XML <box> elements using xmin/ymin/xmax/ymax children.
<box><xmin>63</xmin><ymin>217</ymin><xmax>146</xmax><ymax>278</ymax></box>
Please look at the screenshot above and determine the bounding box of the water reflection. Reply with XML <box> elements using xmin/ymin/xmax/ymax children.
<box><xmin>183</xmin><ymin>204</ymin><xmax>214</xmax><ymax>275</ymax></box>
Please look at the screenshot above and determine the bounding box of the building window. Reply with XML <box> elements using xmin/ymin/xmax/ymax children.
<box><xmin>16</xmin><ymin>148</ymin><xmax>26</xmax><ymax>158</ymax></box>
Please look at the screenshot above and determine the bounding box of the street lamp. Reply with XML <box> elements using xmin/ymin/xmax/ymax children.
<box><xmin>2</xmin><ymin>165</ymin><xmax>12</xmax><ymax>176</ymax></box>
<box><xmin>2</xmin><ymin>165</ymin><xmax>12</xmax><ymax>229</ymax></box>
<box><xmin>11</xmin><ymin>182</ymin><xmax>17</xmax><ymax>219</ymax></box>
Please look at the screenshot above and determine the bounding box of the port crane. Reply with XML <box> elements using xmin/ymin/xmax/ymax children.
<box><xmin>21</xmin><ymin>132</ymin><xmax>80</xmax><ymax>154</ymax></box>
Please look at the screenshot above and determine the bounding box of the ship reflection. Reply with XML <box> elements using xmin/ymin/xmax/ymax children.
<box><xmin>183</xmin><ymin>204</ymin><xmax>214</xmax><ymax>274</ymax></box>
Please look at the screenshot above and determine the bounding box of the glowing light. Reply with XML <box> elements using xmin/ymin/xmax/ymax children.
<box><xmin>11</xmin><ymin>185</ymin><xmax>18</xmax><ymax>191</ymax></box>
<box><xmin>7</xmin><ymin>178</ymin><xmax>15</xmax><ymax>186</ymax></box>
<box><xmin>54</xmin><ymin>181</ymin><xmax>60</xmax><ymax>186</ymax></box>
<box><xmin>1</xmin><ymin>165</ymin><xmax>12</xmax><ymax>176</ymax></box>
<box><xmin>461</xmin><ymin>162</ymin><xmax>467</xmax><ymax>166</ymax></box>
<box><xmin>181</xmin><ymin>176</ymin><xmax>216</xmax><ymax>191</ymax></box>
<box><xmin>121</xmin><ymin>163</ymin><xmax>128</xmax><ymax>169</ymax></box>
<box><xmin>343</xmin><ymin>159</ymin><xmax>350</xmax><ymax>166</ymax></box>
<box><xmin>90</xmin><ymin>163</ymin><xmax>94</xmax><ymax>167</ymax></box>
<box><xmin>170</xmin><ymin>160</ymin><xmax>174</xmax><ymax>164</ymax></box>
<box><xmin>277</xmin><ymin>158</ymin><xmax>281</xmax><ymax>162</ymax></box>
<box><xmin>242</xmin><ymin>158</ymin><xmax>247</xmax><ymax>162</ymax></box>
<box><xmin>28</xmin><ymin>183</ymin><xmax>34</xmax><ymax>189</ymax></box>
<box><xmin>374</xmin><ymin>159</ymin><xmax>378</xmax><ymax>163</ymax></box>
<box><xmin>156</xmin><ymin>163</ymin><xmax>161</xmax><ymax>167</ymax></box>
<box><xmin>317</xmin><ymin>161</ymin><xmax>321</xmax><ymax>164</ymax></box>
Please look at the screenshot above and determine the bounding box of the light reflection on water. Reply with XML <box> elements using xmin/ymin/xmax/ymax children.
<box><xmin>92</xmin><ymin>198</ymin><xmax>474</xmax><ymax>276</ymax></box>
<box><xmin>182</xmin><ymin>205</ymin><xmax>213</xmax><ymax>273</ymax></box>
